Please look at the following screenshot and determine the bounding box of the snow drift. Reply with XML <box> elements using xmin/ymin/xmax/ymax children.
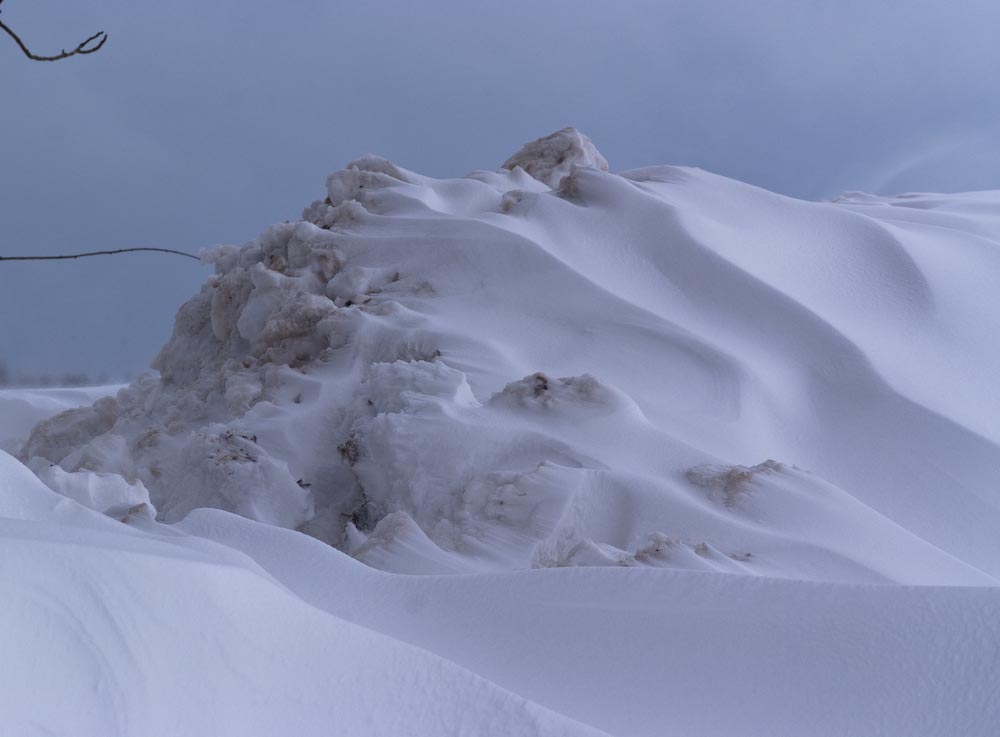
<box><xmin>20</xmin><ymin>126</ymin><xmax>1000</xmax><ymax>585</ymax></box>
<box><xmin>6</xmin><ymin>127</ymin><xmax>1000</xmax><ymax>735</ymax></box>
<box><xmin>0</xmin><ymin>448</ymin><xmax>603</xmax><ymax>737</ymax></box>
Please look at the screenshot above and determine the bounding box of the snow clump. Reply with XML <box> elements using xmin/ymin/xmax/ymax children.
<box><xmin>501</xmin><ymin>127</ymin><xmax>609</xmax><ymax>188</ymax></box>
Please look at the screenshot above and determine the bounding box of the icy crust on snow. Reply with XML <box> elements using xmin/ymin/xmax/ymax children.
<box><xmin>18</xmin><ymin>130</ymin><xmax>1000</xmax><ymax>585</ymax></box>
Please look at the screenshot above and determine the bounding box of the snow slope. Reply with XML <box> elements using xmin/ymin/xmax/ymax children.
<box><xmin>0</xmin><ymin>449</ymin><xmax>605</xmax><ymax>737</ymax></box>
<box><xmin>5</xmin><ymin>128</ymin><xmax>1000</xmax><ymax>734</ymax></box>
<box><xmin>181</xmin><ymin>509</ymin><xmax>1000</xmax><ymax>737</ymax></box>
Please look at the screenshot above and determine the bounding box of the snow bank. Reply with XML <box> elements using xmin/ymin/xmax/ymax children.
<box><xmin>7</xmin><ymin>129</ymin><xmax>1000</xmax><ymax>735</ymax></box>
<box><xmin>16</xmin><ymin>129</ymin><xmax>1000</xmax><ymax>586</ymax></box>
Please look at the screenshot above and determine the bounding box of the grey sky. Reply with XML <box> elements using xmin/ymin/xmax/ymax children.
<box><xmin>2</xmin><ymin>0</ymin><xmax>999</xmax><ymax>380</ymax></box>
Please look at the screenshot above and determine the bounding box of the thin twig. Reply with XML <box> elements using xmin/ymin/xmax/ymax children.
<box><xmin>0</xmin><ymin>248</ymin><xmax>201</xmax><ymax>262</ymax></box>
<box><xmin>0</xmin><ymin>1</ymin><xmax>107</xmax><ymax>62</ymax></box>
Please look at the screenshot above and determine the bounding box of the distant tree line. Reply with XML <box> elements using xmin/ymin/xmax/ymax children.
<box><xmin>0</xmin><ymin>361</ymin><xmax>114</xmax><ymax>388</ymax></box>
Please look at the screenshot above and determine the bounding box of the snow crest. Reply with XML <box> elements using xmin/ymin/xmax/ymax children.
<box><xmin>501</xmin><ymin>127</ymin><xmax>609</xmax><ymax>188</ymax></box>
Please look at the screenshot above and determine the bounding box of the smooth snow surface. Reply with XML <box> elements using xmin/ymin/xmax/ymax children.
<box><xmin>5</xmin><ymin>129</ymin><xmax>1000</xmax><ymax>735</ymax></box>
<box><xmin>0</xmin><ymin>450</ymin><xmax>604</xmax><ymax>737</ymax></box>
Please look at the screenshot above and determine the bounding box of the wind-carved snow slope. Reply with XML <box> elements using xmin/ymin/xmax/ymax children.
<box><xmin>4</xmin><ymin>128</ymin><xmax>1000</xmax><ymax>736</ymax></box>
<box><xmin>19</xmin><ymin>126</ymin><xmax>1000</xmax><ymax>584</ymax></box>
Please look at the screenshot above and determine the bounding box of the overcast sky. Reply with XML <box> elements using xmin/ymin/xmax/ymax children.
<box><xmin>3</xmin><ymin>0</ymin><xmax>1000</xmax><ymax>381</ymax></box>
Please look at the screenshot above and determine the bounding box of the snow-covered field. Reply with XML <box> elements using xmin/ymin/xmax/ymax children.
<box><xmin>3</xmin><ymin>128</ymin><xmax>999</xmax><ymax>736</ymax></box>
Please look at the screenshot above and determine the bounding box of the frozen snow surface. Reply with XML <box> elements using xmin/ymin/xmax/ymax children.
<box><xmin>4</xmin><ymin>129</ymin><xmax>1000</xmax><ymax>735</ymax></box>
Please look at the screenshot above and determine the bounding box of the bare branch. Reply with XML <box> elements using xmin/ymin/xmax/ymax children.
<box><xmin>0</xmin><ymin>2</ymin><xmax>106</xmax><ymax>62</ymax></box>
<box><xmin>0</xmin><ymin>248</ymin><xmax>201</xmax><ymax>262</ymax></box>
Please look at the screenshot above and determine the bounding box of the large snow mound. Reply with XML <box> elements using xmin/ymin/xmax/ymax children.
<box><xmin>19</xmin><ymin>130</ymin><xmax>1000</xmax><ymax>585</ymax></box>
<box><xmin>6</xmin><ymin>129</ymin><xmax>1000</xmax><ymax>735</ymax></box>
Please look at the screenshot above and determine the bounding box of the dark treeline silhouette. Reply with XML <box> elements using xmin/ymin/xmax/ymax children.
<box><xmin>0</xmin><ymin>361</ymin><xmax>116</xmax><ymax>388</ymax></box>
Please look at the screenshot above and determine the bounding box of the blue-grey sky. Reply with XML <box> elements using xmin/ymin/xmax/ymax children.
<box><xmin>2</xmin><ymin>0</ymin><xmax>999</xmax><ymax>381</ymax></box>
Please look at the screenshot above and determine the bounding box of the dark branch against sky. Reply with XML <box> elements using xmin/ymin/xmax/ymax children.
<box><xmin>0</xmin><ymin>0</ymin><xmax>106</xmax><ymax>61</ymax></box>
<box><xmin>0</xmin><ymin>247</ymin><xmax>198</xmax><ymax>262</ymax></box>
